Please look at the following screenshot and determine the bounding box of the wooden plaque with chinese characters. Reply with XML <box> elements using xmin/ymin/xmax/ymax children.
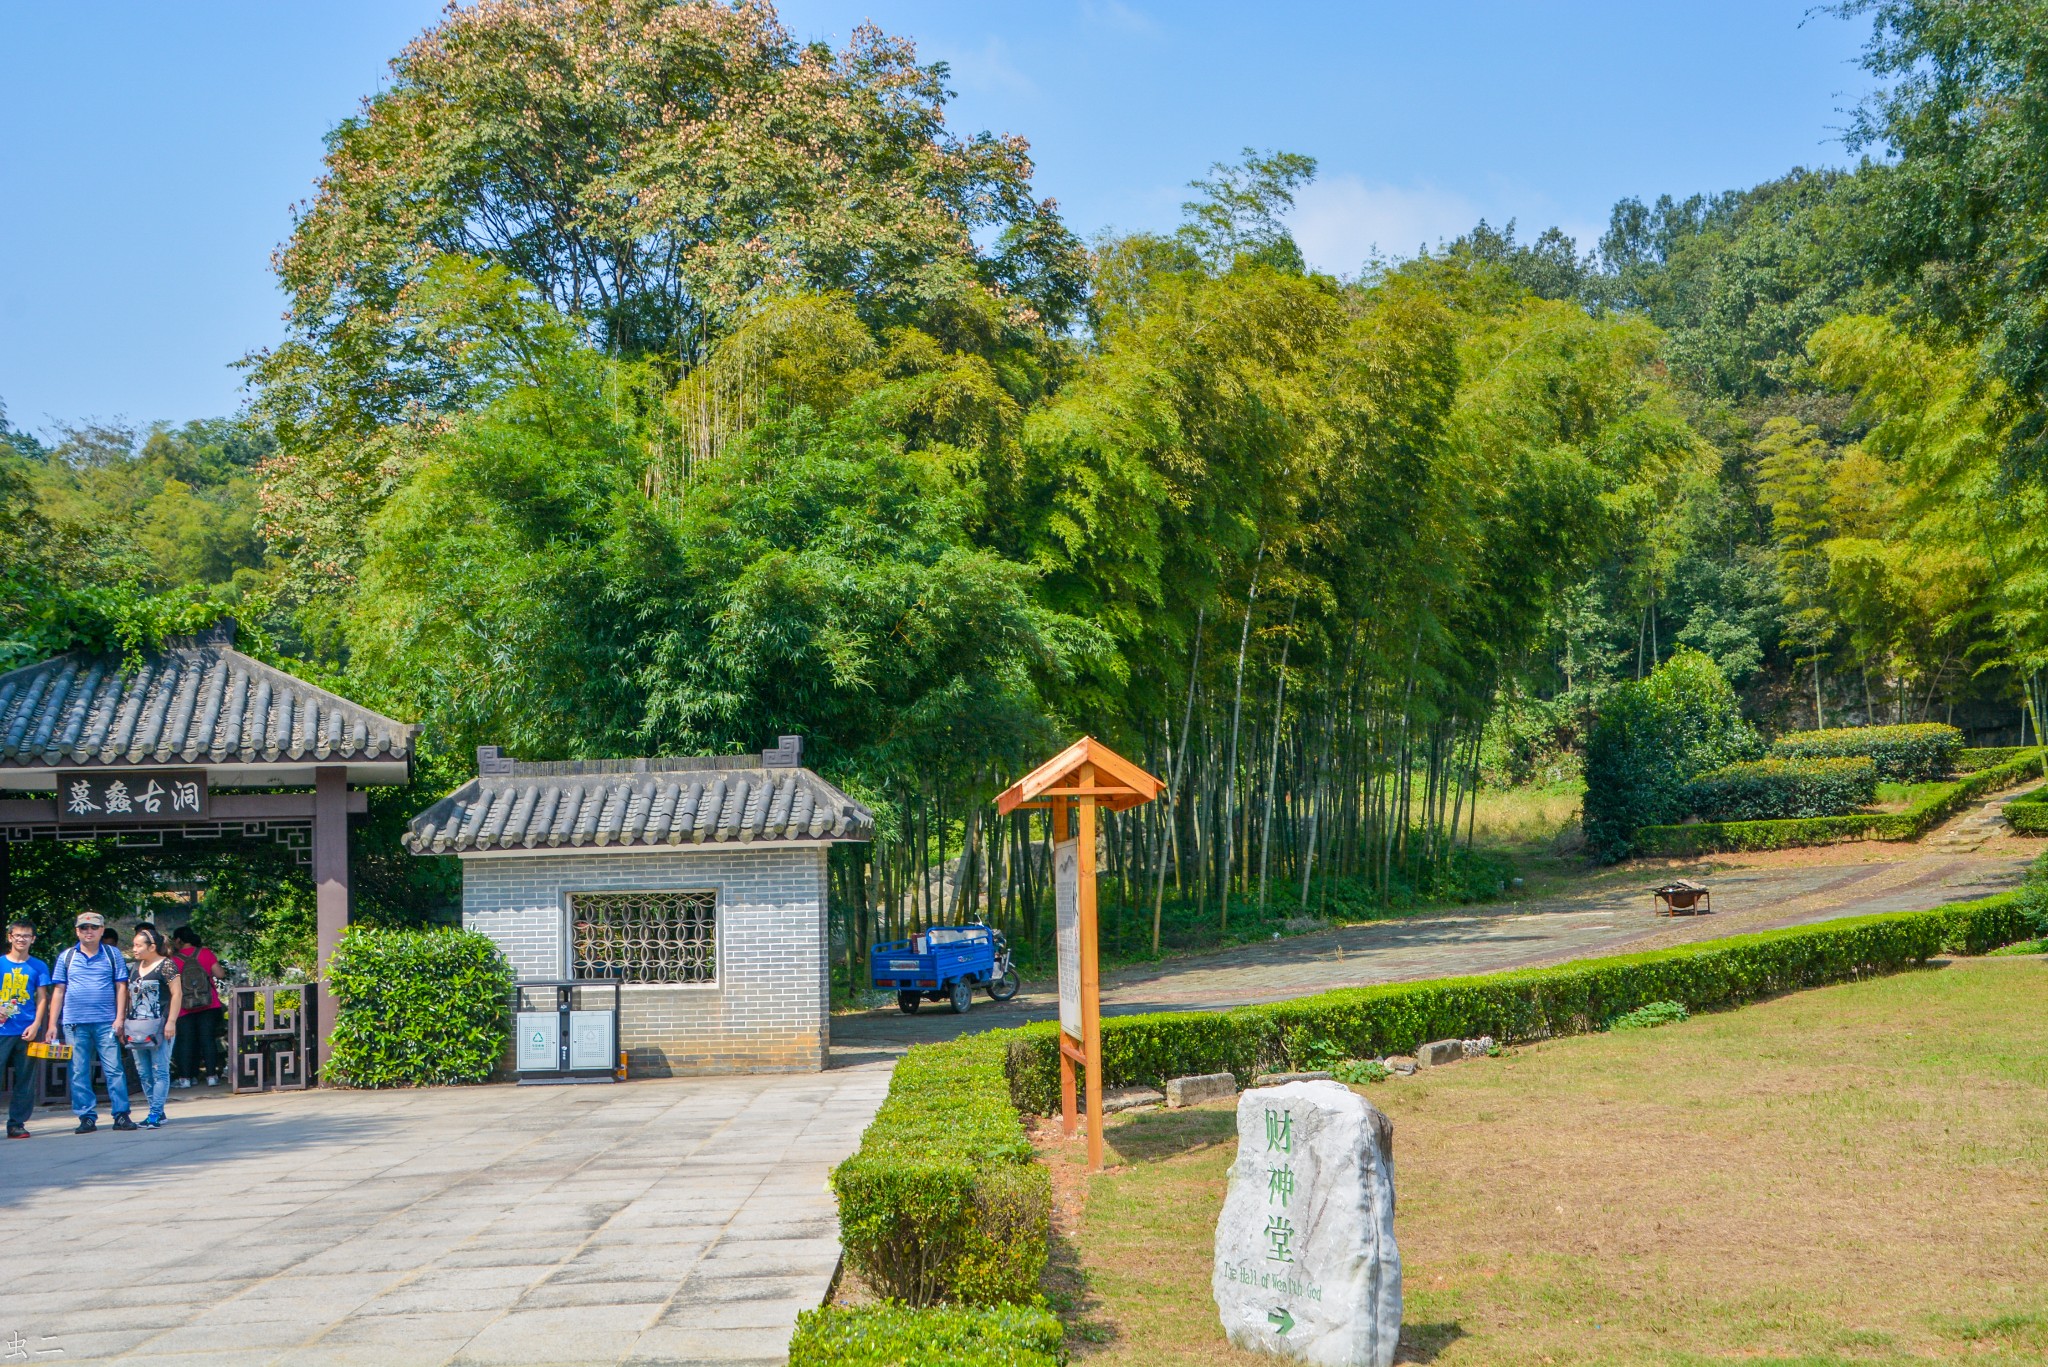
<box><xmin>54</xmin><ymin>769</ymin><xmax>209</xmax><ymax>824</ymax></box>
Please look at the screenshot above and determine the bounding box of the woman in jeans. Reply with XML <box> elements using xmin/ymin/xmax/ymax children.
<box><xmin>123</xmin><ymin>926</ymin><xmax>181</xmax><ymax>1128</ymax></box>
<box><xmin>171</xmin><ymin>927</ymin><xmax>224</xmax><ymax>1087</ymax></box>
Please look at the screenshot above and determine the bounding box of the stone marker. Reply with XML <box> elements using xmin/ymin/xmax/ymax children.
<box><xmin>1103</xmin><ymin>1085</ymin><xmax>1166</xmax><ymax>1113</ymax></box>
<box><xmin>1168</xmin><ymin>1072</ymin><xmax>1238</xmax><ymax>1108</ymax></box>
<box><xmin>1415</xmin><ymin>1039</ymin><xmax>1464</xmax><ymax>1068</ymax></box>
<box><xmin>1384</xmin><ymin>1056</ymin><xmax>1417</xmax><ymax>1075</ymax></box>
<box><xmin>1213</xmin><ymin>1081</ymin><xmax>1400</xmax><ymax>1366</ymax></box>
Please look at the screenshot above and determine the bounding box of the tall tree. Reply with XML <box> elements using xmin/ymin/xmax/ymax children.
<box><xmin>252</xmin><ymin>0</ymin><xmax>1085</xmax><ymax>593</ymax></box>
<box><xmin>1840</xmin><ymin>0</ymin><xmax>2048</xmax><ymax>476</ymax></box>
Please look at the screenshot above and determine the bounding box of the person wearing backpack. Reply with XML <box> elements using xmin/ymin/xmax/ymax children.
<box><xmin>123</xmin><ymin>925</ymin><xmax>181</xmax><ymax>1129</ymax></box>
<box><xmin>44</xmin><ymin>912</ymin><xmax>133</xmax><ymax>1134</ymax></box>
<box><xmin>170</xmin><ymin>927</ymin><xmax>224</xmax><ymax>1088</ymax></box>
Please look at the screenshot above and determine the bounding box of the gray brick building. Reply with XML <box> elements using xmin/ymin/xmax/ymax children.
<box><xmin>405</xmin><ymin>739</ymin><xmax>872</xmax><ymax>1075</ymax></box>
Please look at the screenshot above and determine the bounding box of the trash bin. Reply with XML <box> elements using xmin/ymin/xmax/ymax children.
<box><xmin>512</xmin><ymin>979</ymin><xmax>623</xmax><ymax>1084</ymax></box>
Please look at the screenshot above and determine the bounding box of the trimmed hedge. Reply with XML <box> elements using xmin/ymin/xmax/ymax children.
<box><xmin>999</xmin><ymin>894</ymin><xmax>2036</xmax><ymax>1111</ymax></box>
<box><xmin>1633</xmin><ymin>750</ymin><xmax>2045</xmax><ymax>858</ymax></box>
<box><xmin>1687</xmin><ymin>756</ymin><xmax>1876</xmax><ymax>821</ymax></box>
<box><xmin>789</xmin><ymin>1304</ymin><xmax>1065</xmax><ymax>1367</ymax></box>
<box><xmin>1768</xmin><ymin>722</ymin><xmax>1961</xmax><ymax>781</ymax></box>
<box><xmin>830</xmin><ymin>1034</ymin><xmax>1049</xmax><ymax>1306</ymax></box>
<box><xmin>324</xmin><ymin>927</ymin><xmax>514</xmax><ymax>1088</ymax></box>
<box><xmin>1961</xmin><ymin>746</ymin><xmax>2044</xmax><ymax>773</ymax></box>
<box><xmin>2007</xmin><ymin>783</ymin><xmax>2048</xmax><ymax>836</ymax></box>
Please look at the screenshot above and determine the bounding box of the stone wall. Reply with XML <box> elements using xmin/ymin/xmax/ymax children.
<box><xmin>460</xmin><ymin>845</ymin><xmax>831</xmax><ymax>1075</ymax></box>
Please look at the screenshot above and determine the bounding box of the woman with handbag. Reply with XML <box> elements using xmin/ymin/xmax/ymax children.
<box><xmin>124</xmin><ymin>926</ymin><xmax>181</xmax><ymax>1128</ymax></box>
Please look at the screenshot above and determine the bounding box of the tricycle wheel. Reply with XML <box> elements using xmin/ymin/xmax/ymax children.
<box><xmin>897</xmin><ymin>991</ymin><xmax>921</xmax><ymax>1015</ymax></box>
<box><xmin>949</xmin><ymin>978</ymin><xmax>973</xmax><ymax>1014</ymax></box>
<box><xmin>988</xmin><ymin>968</ymin><xmax>1020</xmax><ymax>1002</ymax></box>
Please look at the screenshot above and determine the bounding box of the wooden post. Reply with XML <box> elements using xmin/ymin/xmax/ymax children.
<box><xmin>313</xmin><ymin>765</ymin><xmax>350</xmax><ymax>1073</ymax></box>
<box><xmin>992</xmin><ymin>738</ymin><xmax>1164</xmax><ymax>1177</ymax></box>
<box><xmin>1078</xmin><ymin>762</ymin><xmax>1104</xmax><ymax>1171</ymax></box>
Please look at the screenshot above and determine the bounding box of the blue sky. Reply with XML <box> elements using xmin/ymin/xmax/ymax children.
<box><xmin>0</xmin><ymin>1</ymin><xmax>1878</xmax><ymax>436</ymax></box>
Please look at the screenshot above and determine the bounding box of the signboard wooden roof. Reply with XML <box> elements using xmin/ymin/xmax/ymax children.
<box><xmin>994</xmin><ymin>736</ymin><xmax>1164</xmax><ymax>814</ymax></box>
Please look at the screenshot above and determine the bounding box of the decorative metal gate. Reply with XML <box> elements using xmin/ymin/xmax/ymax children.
<box><xmin>229</xmin><ymin>984</ymin><xmax>319</xmax><ymax>1092</ymax></box>
<box><xmin>31</xmin><ymin>1045</ymin><xmax>127</xmax><ymax>1106</ymax></box>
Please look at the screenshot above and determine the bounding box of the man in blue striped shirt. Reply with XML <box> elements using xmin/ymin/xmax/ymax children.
<box><xmin>47</xmin><ymin>912</ymin><xmax>133</xmax><ymax>1133</ymax></box>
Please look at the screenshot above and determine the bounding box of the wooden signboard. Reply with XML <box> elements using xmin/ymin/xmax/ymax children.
<box><xmin>997</xmin><ymin>737</ymin><xmax>1164</xmax><ymax>1171</ymax></box>
<box><xmin>54</xmin><ymin>769</ymin><xmax>208</xmax><ymax>824</ymax></box>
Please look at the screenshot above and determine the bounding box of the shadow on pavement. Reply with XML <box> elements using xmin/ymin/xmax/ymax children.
<box><xmin>0</xmin><ymin>1100</ymin><xmax>398</xmax><ymax>1210</ymax></box>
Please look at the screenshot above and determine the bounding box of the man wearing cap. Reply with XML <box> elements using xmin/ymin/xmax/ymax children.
<box><xmin>45</xmin><ymin>913</ymin><xmax>133</xmax><ymax>1134</ymax></box>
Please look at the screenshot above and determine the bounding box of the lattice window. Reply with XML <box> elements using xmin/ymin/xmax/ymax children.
<box><xmin>570</xmin><ymin>890</ymin><xmax>717</xmax><ymax>984</ymax></box>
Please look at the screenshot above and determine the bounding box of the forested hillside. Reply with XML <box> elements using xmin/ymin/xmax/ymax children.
<box><xmin>6</xmin><ymin>0</ymin><xmax>2044</xmax><ymax>973</ymax></box>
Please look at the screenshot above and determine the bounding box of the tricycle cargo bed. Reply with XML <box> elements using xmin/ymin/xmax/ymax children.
<box><xmin>869</xmin><ymin>923</ymin><xmax>1017</xmax><ymax>1014</ymax></box>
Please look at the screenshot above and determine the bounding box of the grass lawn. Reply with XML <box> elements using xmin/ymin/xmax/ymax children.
<box><xmin>1042</xmin><ymin>956</ymin><xmax>2048</xmax><ymax>1365</ymax></box>
<box><xmin>1874</xmin><ymin>779</ymin><xmax>1953</xmax><ymax>812</ymax></box>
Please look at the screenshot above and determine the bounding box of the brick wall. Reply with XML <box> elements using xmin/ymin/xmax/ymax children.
<box><xmin>461</xmin><ymin>845</ymin><xmax>831</xmax><ymax>1075</ymax></box>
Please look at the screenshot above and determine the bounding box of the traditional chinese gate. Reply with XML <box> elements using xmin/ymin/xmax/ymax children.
<box><xmin>0</xmin><ymin>621</ymin><xmax>418</xmax><ymax>1072</ymax></box>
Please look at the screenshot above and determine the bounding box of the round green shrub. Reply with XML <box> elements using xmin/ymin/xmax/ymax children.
<box><xmin>1583</xmin><ymin>650</ymin><xmax>1761</xmax><ymax>861</ymax></box>
<box><xmin>1687</xmin><ymin>756</ymin><xmax>1877</xmax><ymax>821</ymax></box>
<box><xmin>325</xmin><ymin>926</ymin><xmax>514</xmax><ymax>1088</ymax></box>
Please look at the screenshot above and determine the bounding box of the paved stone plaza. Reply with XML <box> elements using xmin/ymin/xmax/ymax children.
<box><xmin>0</xmin><ymin>1065</ymin><xmax>890</xmax><ymax>1366</ymax></box>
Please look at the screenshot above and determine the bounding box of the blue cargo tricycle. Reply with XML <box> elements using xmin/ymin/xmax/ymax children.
<box><xmin>869</xmin><ymin>922</ymin><xmax>1020</xmax><ymax>1014</ymax></box>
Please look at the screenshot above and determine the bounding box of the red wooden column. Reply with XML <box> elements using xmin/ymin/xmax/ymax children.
<box><xmin>313</xmin><ymin>765</ymin><xmax>350</xmax><ymax>1071</ymax></box>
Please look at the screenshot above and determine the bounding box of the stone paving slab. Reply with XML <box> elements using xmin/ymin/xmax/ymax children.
<box><xmin>0</xmin><ymin>1065</ymin><xmax>889</xmax><ymax>1365</ymax></box>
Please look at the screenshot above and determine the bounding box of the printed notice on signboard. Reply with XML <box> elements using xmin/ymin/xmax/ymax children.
<box><xmin>1055</xmin><ymin>838</ymin><xmax>1080</xmax><ymax>1041</ymax></box>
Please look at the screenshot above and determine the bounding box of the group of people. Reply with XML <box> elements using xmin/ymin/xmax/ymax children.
<box><xmin>0</xmin><ymin>911</ymin><xmax>227</xmax><ymax>1137</ymax></box>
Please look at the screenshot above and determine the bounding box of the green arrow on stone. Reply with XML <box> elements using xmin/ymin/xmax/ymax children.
<box><xmin>1268</xmin><ymin>1307</ymin><xmax>1295</xmax><ymax>1335</ymax></box>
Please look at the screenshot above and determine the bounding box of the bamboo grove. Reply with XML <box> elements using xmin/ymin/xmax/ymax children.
<box><xmin>821</xmin><ymin>248</ymin><xmax>1706</xmax><ymax>972</ymax></box>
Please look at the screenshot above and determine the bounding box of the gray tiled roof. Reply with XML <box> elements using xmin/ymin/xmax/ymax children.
<box><xmin>0</xmin><ymin>638</ymin><xmax>416</xmax><ymax>771</ymax></box>
<box><xmin>404</xmin><ymin>751</ymin><xmax>874</xmax><ymax>854</ymax></box>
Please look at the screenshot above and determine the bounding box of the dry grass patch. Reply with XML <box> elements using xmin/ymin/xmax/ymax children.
<box><xmin>1042</xmin><ymin>956</ymin><xmax>2048</xmax><ymax>1365</ymax></box>
<box><xmin>1468</xmin><ymin>783</ymin><xmax>1583</xmax><ymax>850</ymax></box>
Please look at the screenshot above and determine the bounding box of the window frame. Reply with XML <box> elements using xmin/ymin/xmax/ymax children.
<box><xmin>564</xmin><ymin>888</ymin><xmax>720</xmax><ymax>988</ymax></box>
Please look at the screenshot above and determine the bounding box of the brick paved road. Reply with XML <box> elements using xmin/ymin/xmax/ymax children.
<box><xmin>0</xmin><ymin>1065</ymin><xmax>890</xmax><ymax>1365</ymax></box>
<box><xmin>834</xmin><ymin>842</ymin><xmax>2037</xmax><ymax>1053</ymax></box>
